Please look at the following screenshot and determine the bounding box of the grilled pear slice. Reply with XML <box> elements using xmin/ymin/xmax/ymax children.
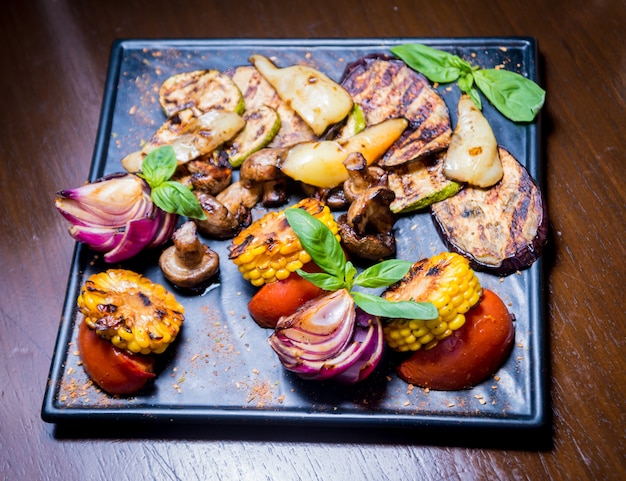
<box><xmin>250</xmin><ymin>54</ymin><xmax>353</xmax><ymax>136</ymax></box>
<box><xmin>280</xmin><ymin>118</ymin><xmax>408</xmax><ymax>188</ymax></box>
<box><xmin>229</xmin><ymin>65</ymin><xmax>317</xmax><ymax>148</ymax></box>
<box><xmin>443</xmin><ymin>94</ymin><xmax>503</xmax><ymax>188</ymax></box>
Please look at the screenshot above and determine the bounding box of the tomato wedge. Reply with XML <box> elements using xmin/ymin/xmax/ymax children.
<box><xmin>77</xmin><ymin>321</ymin><xmax>156</xmax><ymax>395</ymax></box>
<box><xmin>396</xmin><ymin>289</ymin><xmax>515</xmax><ymax>390</ymax></box>
<box><xmin>248</xmin><ymin>268</ymin><xmax>326</xmax><ymax>328</ymax></box>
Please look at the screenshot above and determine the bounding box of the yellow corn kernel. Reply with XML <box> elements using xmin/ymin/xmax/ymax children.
<box><xmin>77</xmin><ymin>269</ymin><xmax>184</xmax><ymax>356</ymax></box>
<box><xmin>382</xmin><ymin>252</ymin><xmax>482</xmax><ymax>352</ymax></box>
<box><xmin>228</xmin><ymin>198</ymin><xmax>339</xmax><ymax>286</ymax></box>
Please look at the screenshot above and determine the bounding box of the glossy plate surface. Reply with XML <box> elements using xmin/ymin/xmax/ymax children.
<box><xmin>42</xmin><ymin>38</ymin><xmax>547</xmax><ymax>432</ymax></box>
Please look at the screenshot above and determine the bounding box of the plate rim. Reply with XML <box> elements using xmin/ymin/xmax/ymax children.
<box><xmin>42</xmin><ymin>37</ymin><xmax>549</xmax><ymax>434</ymax></box>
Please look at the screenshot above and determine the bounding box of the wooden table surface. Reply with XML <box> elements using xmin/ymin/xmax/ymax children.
<box><xmin>1</xmin><ymin>1</ymin><xmax>624</xmax><ymax>480</ymax></box>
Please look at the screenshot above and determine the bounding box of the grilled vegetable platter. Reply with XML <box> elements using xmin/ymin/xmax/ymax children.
<box><xmin>42</xmin><ymin>39</ymin><xmax>548</xmax><ymax>433</ymax></box>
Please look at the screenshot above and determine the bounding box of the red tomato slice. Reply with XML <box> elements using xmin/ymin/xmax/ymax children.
<box><xmin>396</xmin><ymin>289</ymin><xmax>515</xmax><ymax>390</ymax></box>
<box><xmin>77</xmin><ymin>321</ymin><xmax>156</xmax><ymax>395</ymax></box>
<box><xmin>248</xmin><ymin>267</ymin><xmax>325</xmax><ymax>328</ymax></box>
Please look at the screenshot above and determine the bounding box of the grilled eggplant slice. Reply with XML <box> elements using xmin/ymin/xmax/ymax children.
<box><xmin>159</xmin><ymin>69</ymin><xmax>245</xmax><ymax>117</ymax></box>
<box><xmin>431</xmin><ymin>147</ymin><xmax>548</xmax><ymax>276</ymax></box>
<box><xmin>340</xmin><ymin>55</ymin><xmax>452</xmax><ymax>167</ymax></box>
<box><xmin>229</xmin><ymin>65</ymin><xmax>317</xmax><ymax>148</ymax></box>
<box><xmin>387</xmin><ymin>153</ymin><xmax>462</xmax><ymax>213</ymax></box>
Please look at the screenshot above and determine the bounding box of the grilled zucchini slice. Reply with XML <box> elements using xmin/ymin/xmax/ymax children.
<box><xmin>159</xmin><ymin>69</ymin><xmax>245</xmax><ymax>117</ymax></box>
<box><xmin>387</xmin><ymin>153</ymin><xmax>462</xmax><ymax>213</ymax></box>
<box><xmin>224</xmin><ymin>105</ymin><xmax>281</xmax><ymax>167</ymax></box>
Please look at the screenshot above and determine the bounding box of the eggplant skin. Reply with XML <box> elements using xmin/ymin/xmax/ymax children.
<box><xmin>340</xmin><ymin>54</ymin><xmax>451</xmax><ymax>167</ymax></box>
<box><xmin>431</xmin><ymin>147</ymin><xmax>548</xmax><ymax>276</ymax></box>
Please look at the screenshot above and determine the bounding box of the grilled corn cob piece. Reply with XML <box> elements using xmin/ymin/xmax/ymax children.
<box><xmin>382</xmin><ymin>252</ymin><xmax>482</xmax><ymax>352</ymax></box>
<box><xmin>228</xmin><ymin>198</ymin><xmax>339</xmax><ymax>286</ymax></box>
<box><xmin>77</xmin><ymin>269</ymin><xmax>184</xmax><ymax>355</ymax></box>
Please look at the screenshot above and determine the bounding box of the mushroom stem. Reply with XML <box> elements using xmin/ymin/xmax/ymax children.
<box><xmin>172</xmin><ymin>222</ymin><xmax>206</xmax><ymax>268</ymax></box>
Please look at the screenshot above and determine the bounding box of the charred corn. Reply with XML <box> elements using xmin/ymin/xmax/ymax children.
<box><xmin>228</xmin><ymin>198</ymin><xmax>339</xmax><ymax>286</ymax></box>
<box><xmin>382</xmin><ymin>252</ymin><xmax>482</xmax><ymax>352</ymax></box>
<box><xmin>77</xmin><ymin>269</ymin><xmax>184</xmax><ymax>355</ymax></box>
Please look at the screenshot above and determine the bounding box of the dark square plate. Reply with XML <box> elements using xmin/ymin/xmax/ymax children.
<box><xmin>42</xmin><ymin>38</ymin><xmax>548</xmax><ymax>434</ymax></box>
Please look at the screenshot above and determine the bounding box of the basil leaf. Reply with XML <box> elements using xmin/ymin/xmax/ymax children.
<box><xmin>297</xmin><ymin>270</ymin><xmax>346</xmax><ymax>291</ymax></box>
<box><xmin>352</xmin><ymin>291</ymin><xmax>438</xmax><ymax>320</ymax></box>
<box><xmin>285</xmin><ymin>208</ymin><xmax>346</xmax><ymax>279</ymax></box>
<box><xmin>141</xmin><ymin>145</ymin><xmax>177</xmax><ymax>188</ymax></box>
<box><xmin>391</xmin><ymin>43</ymin><xmax>472</xmax><ymax>84</ymax></box>
<box><xmin>473</xmin><ymin>69</ymin><xmax>546</xmax><ymax>122</ymax></box>
<box><xmin>344</xmin><ymin>261</ymin><xmax>357</xmax><ymax>290</ymax></box>
<box><xmin>355</xmin><ymin>259</ymin><xmax>412</xmax><ymax>288</ymax></box>
<box><xmin>151</xmin><ymin>181</ymin><xmax>206</xmax><ymax>220</ymax></box>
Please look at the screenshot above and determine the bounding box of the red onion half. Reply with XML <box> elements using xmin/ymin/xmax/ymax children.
<box><xmin>268</xmin><ymin>289</ymin><xmax>384</xmax><ymax>383</ymax></box>
<box><xmin>55</xmin><ymin>173</ymin><xmax>177</xmax><ymax>263</ymax></box>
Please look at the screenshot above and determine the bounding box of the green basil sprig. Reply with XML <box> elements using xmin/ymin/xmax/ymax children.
<box><xmin>390</xmin><ymin>43</ymin><xmax>546</xmax><ymax>122</ymax></box>
<box><xmin>139</xmin><ymin>145</ymin><xmax>206</xmax><ymax>220</ymax></box>
<box><xmin>285</xmin><ymin>207</ymin><xmax>437</xmax><ymax>320</ymax></box>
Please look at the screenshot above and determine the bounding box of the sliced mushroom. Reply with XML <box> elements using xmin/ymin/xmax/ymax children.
<box><xmin>342</xmin><ymin>151</ymin><xmax>388</xmax><ymax>203</ymax></box>
<box><xmin>338</xmin><ymin>186</ymin><xmax>397</xmax><ymax>261</ymax></box>
<box><xmin>184</xmin><ymin>151</ymin><xmax>232</xmax><ymax>195</ymax></box>
<box><xmin>261</xmin><ymin>178</ymin><xmax>289</xmax><ymax>207</ymax></box>
<box><xmin>194</xmin><ymin>191</ymin><xmax>241</xmax><ymax>239</ymax></box>
<box><xmin>159</xmin><ymin>221</ymin><xmax>220</xmax><ymax>290</ymax></box>
<box><xmin>239</xmin><ymin>147</ymin><xmax>288</xmax><ymax>186</ymax></box>
<box><xmin>194</xmin><ymin>181</ymin><xmax>262</xmax><ymax>239</ymax></box>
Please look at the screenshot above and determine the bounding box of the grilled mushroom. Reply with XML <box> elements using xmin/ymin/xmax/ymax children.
<box><xmin>338</xmin><ymin>186</ymin><xmax>397</xmax><ymax>261</ymax></box>
<box><xmin>342</xmin><ymin>151</ymin><xmax>388</xmax><ymax>203</ymax></box>
<box><xmin>184</xmin><ymin>151</ymin><xmax>232</xmax><ymax>195</ymax></box>
<box><xmin>159</xmin><ymin>221</ymin><xmax>219</xmax><ymax>290</ymax></box>
<box><xmin>194</xmin><ymin>181</ymin><xmax>262</xmax><ymax>239</ymax></box>
<box><xmin>239</xmin><ymin>147</ymin><xmax>288</xmax><ymax>186</ymax></box>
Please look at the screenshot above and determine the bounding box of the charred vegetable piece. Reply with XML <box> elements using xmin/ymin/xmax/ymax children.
<box><xmin>77</xmin><ymin>269</ymin><xmax>184</xmax><ymax>355</ymax></box>
<box><xmin>338</xmin><ymin>186</ymin><xmax>397</xmax><ymax>261</ymax></box>
<box><xmin>247</xmin><ymin>268</ymin><xmax>326</xmax><ymax>329</ymax></box>
<box><xmin>78</xmin><ymin>321</ymin><xmax>156</xmax><ymax>395</ymax></box>
<box><xmin>387</xmin><ymin>153</ymin><xmax>462</xmax><ymax>213</ymax></box>
<box><xmin>159</xmin><ymin>221</ymin><xmax>220</xmax><ymax>291</ymax></box>
<box><xmin>250</xmin><ymin>54</ymin><xmax>354</xmax><ymax>136</ymax></box>
<box><xmin>383</xmin><ymin>252</ymin><xmax>482</xmax><ymax>352</ymax></box>
<box><xmin>340</xmin><ymin>55</ymin><xmax>452</xmax><ymax>167</ymax></box>
<box><xmin>54</xmin><ymin>173</ymin><xmax>178</xmax><ymax>263</ymax></box>
<box><xmin>431</xmin><ymin>147</ymin><xmax>548</xmax><ymax>275</ymax></box>
<box><xmin>229</xmin><ymin>65</ymin><xmax>317</xmax><ymax>148</ymax></box>
<box><xmin>228</xmin><ymin>198</ymin><xmax>339</xmax><ymax>287</ymax></box>
<box><xmin>122</xmin><ymin>109</ymin><xmax>246</xmax><ymax>170</ymax></box>
<box><xmin>443</xmin><ymin>94</ymin><xmax>503</xmax><ymax>188</ymax></box>
<box><xmin>268</xmin><ymin>289</ymin><xmax>384</xmax><ymax>383</ymax></box>
<box><xmin>159</xmin><ymin>69</ymin><xmax>245</xmax><ymax>117</ymax></box>
<box><xmin>193</xmin><ymin>181</ymin><xmax>262</xmax><ymax>239</ymax></box>
<box><xmin>183</xmin><ymin>152</ymin><xmax>233</xmax><ymax>195</ymax></box>
<box><xmin>147</xmin><ymin>110</ymin><xmax>246</xmax><ymax>164</ymax></box>
<box><xmin>280</xmin><ymin>118</ymin><xmax>408</xmax><ymax>188</ymax></box>
<box><xmin>224</xmin><ymin>105</ymin><xmax>281</xmax><ymax>167</ymax></box>
<box><xmin>333</xmin><ymin>103</ymin><xmax>367</xmax><ymax>140</ymax></box>
<box><xmin>396</xmin><ymin>289</ymin><xmax>515</xmax><ymax>390</ymax></box>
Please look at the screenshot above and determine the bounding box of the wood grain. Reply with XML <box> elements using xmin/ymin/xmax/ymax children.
<box><xmin>1</xmin><ymin>0</ymin><xmax>624</xmax><ymax>480</ymax></box>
